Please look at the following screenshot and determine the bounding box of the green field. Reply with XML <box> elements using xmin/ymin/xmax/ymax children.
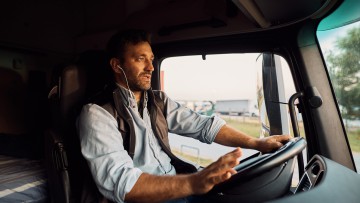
<box><xmin>172</xmin><ymin>117</ymin><xmax>360</xmax><ymax>165</ymax></box>
<box><xmin>348</xmin><ymin>129</ymin><xmax>360</xmax><ymax>152</ymax></box>
<box><xmin>222</xmin><ymin>116</ymin><xmax>360</xmax><ymax>152</ymax></box>
<box><xmin>222</xmin><ymin>117</ymin><xmax>261</xmax><ymax>138</ymax></box>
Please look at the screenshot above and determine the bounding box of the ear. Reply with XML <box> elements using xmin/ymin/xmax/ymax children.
<box><xmin>110</xmin><ymin>58</ymin><xmax>121</xmax><ymax>73</ymax></box>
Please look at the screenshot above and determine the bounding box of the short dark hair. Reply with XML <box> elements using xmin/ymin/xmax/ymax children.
<box><xmin>106</xmin><ymin>29</ymin><xmax>151</xmax><ymax>62</ymax></box>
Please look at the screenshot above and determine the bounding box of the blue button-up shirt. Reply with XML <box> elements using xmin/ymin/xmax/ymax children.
<box><xmin>77</xmin><ymin>86</ymin><xmax>225</xmax><ymax>202</ymax></box>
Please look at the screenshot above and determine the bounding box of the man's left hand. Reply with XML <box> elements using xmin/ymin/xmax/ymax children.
<box><xmin>255</xmin><ymin>135</ymin><xmax>292</xmax><ymax>153</ymax></box>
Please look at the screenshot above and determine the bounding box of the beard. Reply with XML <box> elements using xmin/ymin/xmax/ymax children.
<box><xmin>129</xmin><ymin>72</ymin><xmax>152</xmax><ymax>91</ymax></box>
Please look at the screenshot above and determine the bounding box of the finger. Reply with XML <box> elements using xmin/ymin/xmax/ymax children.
<box><xmin>224</xmin><ymin>150</ymin><xmax>242</xmax><ymax>167</ymax></box>
<box><xmin>280</xmin><ymin>135</ymin><xmax>292</xmax><ymax>142</ymax></box>
<box><xmin>210</xmin><ymin>172</ymin><xmax>226</xmax><ymax>184</ymax></box>
<box><xmin>209</xmin><ymin>160</ymin><xmax>237</xmax><ymax>176</ymax></box>
<box><xmin>225</xmin><ymin>147</ymin><xmax>242</xmax><ymax>157</ymax></box>
<box><xmin>270</xmin><ymin>136</ymin><xmax>284</xmax><ymax>148</ymax></box>
<box><xmin>208</xmin><ymin>148</ymin><xmax>242</xmax><ymax>175</ymax></box>
<box><xmin>272</xmin><ymin>135</ymin><xmax>291</xmax><ymax>143</ymax></box>
<box><xmin>275</xmin><ymin>142</ymin><xmax>284</xmax><ymax>148</ymax></box>
<box><xmin>219</xmin><ymin>148</ymin><xmax>242</xmax><ymax>164</ymax></box>
<box><xmin>229</xmin><ymin>148</ymin><xmax>242</xmax><ymax>161</ymax></box>
<box><xmin>222</xmin><ymin>171</ymin><xmax>232</xmax><ymax>180</ymax></box>
<box><xmin>215</xmin><ymin>158</ymin><xmax>237</xmax><ymax>172</ymax></box>
<box><xmin>228</xmin><ymin>168</ymin><xmax>237</xmax><ymax>175</ymax></box>
<box><xmin>213</xmin><ymin>171</ymin><xmax>232</xmax><ymax>184</ymax></box>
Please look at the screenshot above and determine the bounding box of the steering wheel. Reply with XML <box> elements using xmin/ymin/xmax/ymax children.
<box><xmin>209</xmin><ymin>137</ymin><xmax>307</xmax><ymax>193</ymax></box>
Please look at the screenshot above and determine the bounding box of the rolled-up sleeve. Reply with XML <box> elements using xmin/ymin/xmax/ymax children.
<box><xmin>77</xmin><ymin>104</ymin><xmax>142</xmax><ymax>203</ymax></box>
<box><xmin>156</xmin><ymin>91</ymin><xmax>226</xmax><ymax>144</ymax></box>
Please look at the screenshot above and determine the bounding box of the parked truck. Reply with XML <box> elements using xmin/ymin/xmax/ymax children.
<box><xmin>215</xmin><ymin>99</ymin><xmax>258</xmax><ymax>116</ymax></box>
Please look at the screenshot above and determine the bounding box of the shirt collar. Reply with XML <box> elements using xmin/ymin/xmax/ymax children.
<box><xmin>115</xmin><ymin>83</ymin><xmax>148</xmax><ymax>109</ymax></box>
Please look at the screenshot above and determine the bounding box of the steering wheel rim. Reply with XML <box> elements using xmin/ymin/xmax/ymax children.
<box><xmin>209</xmin><ymin>137</ymin><xmax>307</xmax><ymax>193</ymax></box>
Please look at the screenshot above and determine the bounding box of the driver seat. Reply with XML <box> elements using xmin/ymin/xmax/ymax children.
<box><xmin>45</xmin><ymin>50</ymin><xmax>112</xmax><ymax>203</ymax></box>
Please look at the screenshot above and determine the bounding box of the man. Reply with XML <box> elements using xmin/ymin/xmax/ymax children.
<box><xmin>77</xmin><ymin>29</ymin><xmax>291</xmax><ymax>203</ymax></box>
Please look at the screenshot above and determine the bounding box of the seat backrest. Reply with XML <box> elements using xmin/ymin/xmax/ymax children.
<box><xmin>45</xmin><ymin>50</ymin><xmax>111</xmax><ymax>203</ymax></box>
<box><xmin>0</xmin><ymin>67</ymin><xmax>27</xmax><ymax>134</ymax></box>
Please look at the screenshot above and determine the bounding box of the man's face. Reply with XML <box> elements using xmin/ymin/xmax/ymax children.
<box><xmin>121</xmin><ymin>41</ymin><xmax>154</xmax><ymax>92</ymax></box>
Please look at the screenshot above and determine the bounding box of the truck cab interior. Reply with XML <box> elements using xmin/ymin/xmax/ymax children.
<box><xmin>0</xmin><ymin>0</ymin><xmax>359</xmax><ymax>202</ymax></box>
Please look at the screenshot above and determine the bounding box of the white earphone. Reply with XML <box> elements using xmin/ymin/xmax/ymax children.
<box><xmin>116</xmin><ymin>64</ymin><xmax>136</xmax><ymax>107</ymax></box>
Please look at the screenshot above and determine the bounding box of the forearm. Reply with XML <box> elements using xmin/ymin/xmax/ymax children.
<box><xmin>214</xmin><ymin>124</ymin><xmax>292</xmax><ymax>153</ymax></box>
<box><xmin>125</xmin><ymin>173</ymin><xmax>193</xmax><ymax>203</ymax></box>
<box><xmin>214</xmin><ymin>124</ymin><xmax>258</xmax><ymax>149</ymax></box>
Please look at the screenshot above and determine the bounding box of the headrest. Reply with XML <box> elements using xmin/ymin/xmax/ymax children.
<box><xmin>52</xmin><ymin>50</ymin><xmax>113</xmax><ymax>122</ymax></box>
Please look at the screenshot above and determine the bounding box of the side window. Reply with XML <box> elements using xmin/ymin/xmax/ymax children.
<box><xmin>160</xmin><ymin>53</ymin><xmax>302</xmax><ymax>170</ymax></box>
<box><xmin>317</xmin><ymin>21</ymin><xmax>360</xmax><ymax>173</ymax></box>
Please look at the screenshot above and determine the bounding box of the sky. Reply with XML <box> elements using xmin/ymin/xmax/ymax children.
<box><xmin>317</xmin><ymin>21</ymin><xmax>360</xmax><ymax>54</ymax></box>
<box><xmin>161</xmin><ymin>54</ymin><xmax>258</xmax><ymax>101</ymax></box>
<box><xmin>161</xmin><ymin>53</ymin><xmax>296</xmax><ymax>102</ymax></box>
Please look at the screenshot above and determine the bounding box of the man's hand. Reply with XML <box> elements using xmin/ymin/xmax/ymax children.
<box><xmin>215</xmin><ymin>124</ymin><xmax>292</xmax><ymax>153</ymax></box>
<box><xmin>190</xmin><ymin>147</ymin><xmax>242</xmax><ymax>194</ymax></box>
<box><xmin>255</xmin><ymin>135</ymin><xmax>292</xmax><ymax>153</ymax></box>
<box><xmin>125</xmin><ymin>148</ymin><xmax>242</xmax><ymax>203</ymax></box>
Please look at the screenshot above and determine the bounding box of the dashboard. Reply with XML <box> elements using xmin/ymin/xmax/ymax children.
<box><xmin>269</xmin><ymin>155</ymin><xmax>360</xmax><ymax>203</ymax></box>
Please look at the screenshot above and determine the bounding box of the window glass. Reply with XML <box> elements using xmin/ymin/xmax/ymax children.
<box><xmin>161</xmin><ymin>53</ymin><xmax>300</xmax><ymax>170</ymax></box>
<box><xmin>317</xmin><ymin>21</ymin><xmax>360</xmax><ymax>173</ymax></box>
<box><xmin>161</xmin><ymin>54</ymin><xmax>258</xmax><ymax>167</ymax></box>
